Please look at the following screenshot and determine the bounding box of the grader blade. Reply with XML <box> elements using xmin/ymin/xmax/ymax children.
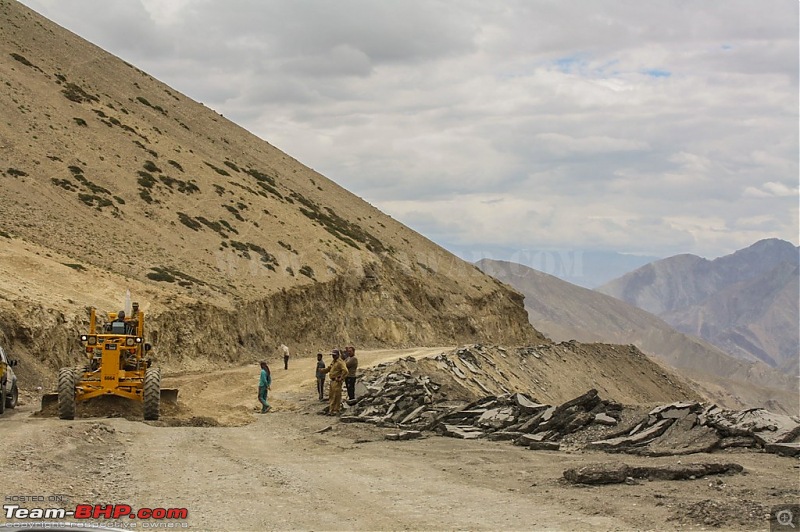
<box><xmin>41</xmin><ymin>389</ymin><xmax>178</xmax><ymax>410</ymax></box>
<box><xmin>41</xmin><ymin>393</ymin><xmax>59</xmax><ymax>410</ymax></box>
<box><xmin>160</xmin><ymin>388</ymin><xmax>179</xmax><ymax>404</ymax></box>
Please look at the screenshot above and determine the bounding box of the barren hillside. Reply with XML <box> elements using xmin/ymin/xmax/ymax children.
<box><xmin>0</xmin><ymin>0</ymin><xmax>543</xmax><ymax>383</ymax></box>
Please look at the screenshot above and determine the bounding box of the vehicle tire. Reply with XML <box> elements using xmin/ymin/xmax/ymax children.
<box><xmin>6</xmin><ymin>383</ymin><xmax>18</xmax><ymax>409</ymax></box>
<box><xmin>0</xmin><ymin>385</ymin><xmax>5</xmax><ymax>415</ymax></box>
<box><xmin>58</xmin><ymin>367</ymin><xmax>76</xmax><ymax>420</ymax></box>
<box><xmin>143</xmin><ymin>367</ymin><xmax>160</xmax><ymax>421</ymax></box>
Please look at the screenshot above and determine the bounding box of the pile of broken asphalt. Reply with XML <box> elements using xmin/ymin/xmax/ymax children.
<box><xmin>338</xmin><ymin>348</ymin><xmax>800</xmax><ymax>459</ymax></box>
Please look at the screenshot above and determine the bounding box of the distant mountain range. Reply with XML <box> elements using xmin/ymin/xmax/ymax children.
<box><xmin>477</xmin><ymin>256</ymin><xmax>798</xmax><ymax>415</ymax></box>
<box><xmin>448</xmin><ymin>246</ymin><xmax>660</xmax><ymax>289</ymax></box>
<box><xmin>597</xmin><ymin>239</ymin><xmax>799</xmax><ymax>375</ymax></box>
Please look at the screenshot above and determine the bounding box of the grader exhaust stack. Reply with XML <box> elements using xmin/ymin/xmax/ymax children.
<box><xmin>40</xmin><ymin>305</ymin><xmax>178</xmax><ymax>419</ymax></box>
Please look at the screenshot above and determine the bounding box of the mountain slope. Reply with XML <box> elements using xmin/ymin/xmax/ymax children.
<box><xmin>597</xmin><ymin>239</ymin><xmax>799</xmax><ymax>372</ymax></box>
<box><xmin>0</xmin><ymin>0</ymin><xmax>543</xmax><ymax>380</ymax></box>
<box><xmin>663</xmin><ymin>261</ymin><xmax>799</xmax><ymax>372</ymax></box>
<box><xmin>476</xmin><ymin>258</ymin><xmax>798</xmax><ymax>414</ymax></box>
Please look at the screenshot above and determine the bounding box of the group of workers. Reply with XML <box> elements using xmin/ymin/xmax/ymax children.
<box><xmin>258</xmin><ymin>345</ymin><xmax>359</xmax><ymax>416</ymax></box>
<box><xmin>316</xmin><ymin>346</ymin><xmax>358</xmax><ymax>415</ymax></box>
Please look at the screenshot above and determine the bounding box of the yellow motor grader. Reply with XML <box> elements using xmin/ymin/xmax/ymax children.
<box><xmin>42</xmin><ymin>303</ymin><xmax>177</xmax><ymax>420</ymax></box>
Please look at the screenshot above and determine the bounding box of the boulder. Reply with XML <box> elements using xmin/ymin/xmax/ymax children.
<box><xmin>649</xmin><ymin>402</ymin><xmax>701</xmax><ymax>417</ymax></box>
<box><xmin>354</xmin><ymin>381</ymin><xmax>369</xmax><ymax>398</ymax></box>
<box><xmin>594</xmin><ymin>413</ymin><xmax>618</xmax><ymax>426</ymax></box>
<box><xmin>703</xmin><ymin>408</ymin><xmax>800</xmax><ymax>445</ymax></box>
<box><xmin>563</xmin><ymin>463</ymin><xmax>630</xmax><ymax>485</ymax></box>
<box><xmin>528</xmin><ymin>441</ymin><xmax>560</xmax><ymax>451</ymax></box>
<box><xmin>516</xmin><ymin>433</ymin><xmax>546</xmax><ymax>446</ymax></box>
<box><xmin>513</xmin><ymin>393</ymin><xmax>548</xmax><ymax>414</ymax></box>
<box><xmin>564</xmin><ymin>462</ymin><xmax>744</xmax><ymax>485</ymax></box>
<box><xmin>717</xmin><ymin>436</ymin><xmax>757</xmax><ymax>449</ymax></box>
<box><xmin>514</xmin><ymin>409</ymin><xmax>550</xmax><ymax>433</ymax></box>
<box><xmin>627</xmin><ymin>462</ymin><xmax>744</xmax><ymax>481</ymax></box>
<box><xmin>588</xmin><ymin>419</ymin><xmax>673</xmax><ymax>450</ymax></box>
<box><xmin>400</xmin><ymin>406</ymin><xmax>427</xmax><ymax>425</ymax></box>
<box><xmin>635</xmin><ymin>418</ymin><xmax>720</xmax><ymax>457</ymax></box>
<box><xmin>442</xmin><ymin>424</ymin><xmax>483</xmax><ymax>439</ymax></box>
<box><xmin>487</xmin><ymin>431</ymin><xmax>522</xmax><ymax>441</ymax></box>
<box><xmin>401</xmin><ymin>430</ymin><xmax>423</xmax><ymax>440</ymax></box>
<box><xmin>764</xmin><ymin>442</ymin><xmax>800</xmax><ymax>457</ymax></box>
<box><xmin>477</xmin><ymin>407</ymin><xmax>516</xmax><ymax>430</ymax></box>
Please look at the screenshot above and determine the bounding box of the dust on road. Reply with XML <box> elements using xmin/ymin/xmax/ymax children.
<box><xmin>6</xmin><ymin>348</ymin><xmax>799</xmax><ymax>531</ymax></box>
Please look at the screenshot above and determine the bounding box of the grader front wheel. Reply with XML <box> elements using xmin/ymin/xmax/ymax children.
<box><xmin>58</xmin><ymin>367</ymin><xmax>76</xmax><ymax>420</ymax></box>
<box><xmin>143</xmin><ymin>367</ymin><xmax>161</xmax><ymax>421</ymax></box>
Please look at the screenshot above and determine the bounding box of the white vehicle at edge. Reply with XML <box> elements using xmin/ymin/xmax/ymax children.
<box><xmin>0</xmin><ymin>344</ymin><xmax>18</xmax><ymax>414</ymax></box>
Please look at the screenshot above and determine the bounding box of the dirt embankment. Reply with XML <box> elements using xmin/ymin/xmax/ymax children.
<box><xmin>414</xmin><ymin>342</ymin><xmax>700</xmax><ymax>406</ymax></box>
<box><xmin>152</xmin><ymin>258</ymin><xmax>542</xmax><ymax>368</ymax></box>
<box><xmin>0</xmin><ymin>246</ymin><xmax>543</xmax><ymax>390</ymax></box>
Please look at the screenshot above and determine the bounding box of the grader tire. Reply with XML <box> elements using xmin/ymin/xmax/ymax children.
<box><xmin>143</xmin><ymin>367</ymin><xmax>161</xmax><ymax>421</ymax></box>
<box><xmin>58</xmin><ymin>367</ymin><xmax>76</xmax><ymax>420</ymax></box>
<box><xmin>6</xmin><ymin>383</ymin><xmax>18</xmax><ymax>409</ymax></box>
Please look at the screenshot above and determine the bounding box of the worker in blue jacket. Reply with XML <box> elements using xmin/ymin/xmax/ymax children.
<box><xmin>258</xmin><ymin>361</ymin><xmax>272</xmax><ymax>413</ymax></box>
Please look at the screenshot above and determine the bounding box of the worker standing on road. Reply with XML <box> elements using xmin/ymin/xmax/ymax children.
<box><xmin>280</xmin><ymin>343</ymin><xmax>290</xmax><ymax>370</ymax></box>
<box><xmin>315</xmin><ymin>352</ymin><xmax>326</xmax><ymax>401</ymax></box>
<box><xmin>345</xmin><ymin>346</ymin><xmax>358</xmax><ymax>402</ymax></box>
<box><xmin>321</xmin><ymin>350</ymin><xmax>347</xmax><ymax>415</ymax></box>
<box><xmin>258</xmin><ymin>361</ymin><xmax>272</xmax><ymax>413</ymax></box>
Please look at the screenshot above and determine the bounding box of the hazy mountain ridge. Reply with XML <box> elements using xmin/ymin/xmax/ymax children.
<box><xmin>598</xmin><ymin>239</ymin><xmax>799</xmax><ymax>373</ymax></box>
<box><xmin>476</xmin><ymin>258</ymin><xmax>798</xmax><ymax>414</ymax></box>
<box><xmin>447</xmin><ymin>246</ymin><xmax>661</xmax><ymax>289</ymax></box>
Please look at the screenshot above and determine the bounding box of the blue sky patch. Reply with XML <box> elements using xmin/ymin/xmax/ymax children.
<box><xmin>643</xmin><ymin>68</ymin><xmax>671</xmax><ymax>78</ymax></box>
<box><xmin>554</xmin><ymin>54</ymin><xmax>588</xmax><ymax>73</ymax></box>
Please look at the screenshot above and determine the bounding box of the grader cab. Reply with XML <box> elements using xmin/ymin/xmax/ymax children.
<box><xmin>42</xmin><ymin>304</ymin><xmax>177</xmax><ymax>420</ymax></box>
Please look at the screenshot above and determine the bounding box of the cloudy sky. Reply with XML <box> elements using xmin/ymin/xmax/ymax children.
<box><xmin>18</xmin><ymin>0</ymin><xmax>800</xmax><ymax>268</ymax></box>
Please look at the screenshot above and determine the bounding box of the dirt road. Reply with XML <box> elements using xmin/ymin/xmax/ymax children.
<box><xmin>4</xmin><ymin>348</ymin><xmax>798</xmax><ymax>531</ymax></box>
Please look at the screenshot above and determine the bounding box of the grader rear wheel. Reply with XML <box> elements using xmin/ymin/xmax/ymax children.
<box><xmin>143</xmin><ymin>367</ymin><xmax>161</xmax><ymax>421</ymax></box>
<box><xmin>58</xmin><ymin>367</ymin><xmax>76</xmax><ymax>420</ymax></box>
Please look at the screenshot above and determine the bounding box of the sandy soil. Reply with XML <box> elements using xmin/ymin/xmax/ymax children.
<box><xmin>6</xmin><ymin>348</ymin><xmax>799</xmax><ymax>531</ymax></box>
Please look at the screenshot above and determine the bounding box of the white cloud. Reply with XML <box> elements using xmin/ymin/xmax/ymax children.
<box><xmin>744</xmin><ymin>181</ymin><xmax>799</xmax><ymax>198</ymax></box>
<box><xmin>17</xmin><ymin>0</ymin><xmax>800</xmax><ymax>259</ymax></box>
<box><xmin>533</xmin><ymin>133</ymin><xmax>649</xmax><ymax>156</ymax></box>
<box><xmin>139</xmin><ymin>0</ymin><xmax>194</xmax><ymax>26</ymax></box>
